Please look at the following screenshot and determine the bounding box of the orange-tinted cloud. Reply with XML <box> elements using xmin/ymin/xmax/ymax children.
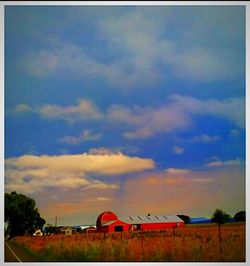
<box><xmin>114</xmin><ymin>167</ymin><xmax>245</xmax><ymax>218</ymax></box>
<box><xmin>36</xmin><ymin>165</ymin><xmax>244</xmax><ymax>225</ymax></box>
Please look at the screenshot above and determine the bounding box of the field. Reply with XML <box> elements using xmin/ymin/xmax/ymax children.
<box><xmin>12</xmin><ymin>223</ymin><xmax>245</xmax><ymax>262</ymax></box>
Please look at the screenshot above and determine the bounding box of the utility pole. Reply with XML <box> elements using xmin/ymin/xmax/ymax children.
<box><xmin>55</xmin><ymin>216</ymin><xmax>57</xmax><ymax>227</ymax></box>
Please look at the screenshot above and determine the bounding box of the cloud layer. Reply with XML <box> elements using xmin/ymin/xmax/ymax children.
<box><xmin>5</xmin><ymin>153</ymin><xmax>155</xmax><ymax>194</ymax></box>
<box><xmin>13</xmin><ymin>94</ymin><xmax>244</xmax><ymax>139</ymax></box>
<box><xmin>19</xmin><ymin>7</ymin><xmax>244</xmax><ymax>87</ymax></box>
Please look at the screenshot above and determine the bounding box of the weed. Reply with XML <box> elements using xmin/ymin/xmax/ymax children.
<box><xmin>14</xmin><ymin>223</ymin><xmax>245</xmax><ymax>262</ymax></box>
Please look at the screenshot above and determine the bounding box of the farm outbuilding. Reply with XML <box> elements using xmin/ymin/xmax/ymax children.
<box><xmin>96</xmin><ymin>211</ymin><xmax>184</xmax><ymax>233</ymax></box>
<box><xmin>60</xmin><ymin>226</ymin><xmax>76</xmax><ymax>236</ymax></box>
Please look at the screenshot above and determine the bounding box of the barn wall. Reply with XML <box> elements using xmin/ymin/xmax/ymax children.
<box><xmin>98</xmin><ymin>221</ymin><xmax>184</xmax><ymax>232</ymax></box>
<box><xmin>97</xmin><ymin>225</ymin><xmax>109</xmax><ymax>233</ymax></box>
<box><xmin>97</xmin><ymin>221</ymin><xmax>130</xmax><ymax>232</ymax></box>
<box><xmin>107</xmin><ymin>220</ymin><xmax>131</xmax><ymax>232</ymax></box>
<box><xmin>140</xmin><ymin>222</ymin><xmax>184</xmax><ymax>230</ymax></box>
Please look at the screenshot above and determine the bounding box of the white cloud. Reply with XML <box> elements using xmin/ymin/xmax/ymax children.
<box><xmin>107</xmin><ymin>105</ymin><xmax>141</xmax><ymax>125</ymax></box>
<box><xmin>88</xmin><ymin>146</ymin><xmax>139</xmax><ymax>155</ymax></box>
<box><xmin>179</xmin><ymin>7</ymin><xmax>244</xmax><ymax>81</ymax></box>
<box><xmin>19</xmin><ymin>7</ymin><xmax>244</xmax><ymax>86</ymax></box>
<box><xmin>205</xmin><ymin>158</ymin><xmax>243</xmax><ymax>168</ymax></box>
<box><xmin>5</xmin><ymin>153</ymin><xmax>155</xmax><ymax>194</ymax></box>
<box><xmin>99</xmin><ymin>7</ymin><xmax>244</xmax><ymax>84</ymax></box>
<box><xmin>205</xmin><ymin>160</ymin><xmax>224</xmax><ymax>167</ymax></box>
<box><xmin>88</xmin><ymin>147</ymin><xmax>121</xmax><ymax>155</ymax></box>
<box><xmin>6</xmin><ymin>153</ymin><xmax>155</xmax><ymax>176</ymax></box>
<box><xmin>60</xmin><ymin>130</ymin><xmax>102</xmax><ymax>145</ymax></box>
<box><xmin>108</xmin><ymin>101</ymin><xmax>191</xmax><ymax>138</ymax></box>
<box><xmin>123</xmin><ymin>128</ymin><xmax>153</xmax><ymax>139</ymax></box>
<box><xmin>204</xmin><ymin>155</ymin><xmax>220</xmax><ymax>162</ymax></box>
<box><xmin>19</xmin><ymin>42</ymin><xmax>145</xmax><ymax>88</ymax></box>
<box><xmin>20</xmin><ymin>44</ymin><xmax>96</xmax><ymax>78</ymax></box>
<box><xmin>12</xmin><ymin>95</ymin><xmax>244</xmax><ymax>140</ymax></box>
<box><xmin>187</xmin><ymin>134</ymin><xmax>220</xmax><ymax>143</ymax></box>
<box><xmin>172</xmin><ymin>46</ymin><xmax>240</xmax><ymax>82</ymax></box>
<box><xmin>224</xmin><ymin>159</ymin><xmax>243</xmax><ymax>167</ymax></box>
<box><xmin>37</xmin><ymin>99</ymin><xmax>103</xmax><ymax>123</ymax></box>
<box><xmin>169</xmin><ymin>95</ymin><xmax>245</xmax><ymax>129</ymax></box>
<box><xmin>22</xmin><ymin>50</ymin><xmax>60</xmax><ymax>77</ymax></box>
<box><xmin>229</xmin><ymin>129</ymin><xmax>240</xmax><ymax>138</ymax></box>
<box><xmin>173</xmin><ymin>146</ymin><xmax>184</xmax><ymax>155</ymax></box>
<box><xmin>13</xmin><ymin>104</ymin><xmax>32</xmax><ymax>113</ymax></box>
<box><xmin>97</xmin><ymin>8</ymin><xmax>174</xmax><ymax>87</ymax></box>
<box><xmin>108</xmin><ymin>95</ymin><xmax>244</xmax><ymax>138</ymax></box>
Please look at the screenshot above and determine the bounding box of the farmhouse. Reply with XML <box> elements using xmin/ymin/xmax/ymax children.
<box><xmin>96</xmin><ymin>211</ymin><xmax>184</xmax><ymax>233</ymax></box>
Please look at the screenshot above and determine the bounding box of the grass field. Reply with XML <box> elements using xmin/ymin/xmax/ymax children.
<box><xmin>12</xmin><ymin>223</ymin><xmax>245</xmax><ymax>262</ymax></box>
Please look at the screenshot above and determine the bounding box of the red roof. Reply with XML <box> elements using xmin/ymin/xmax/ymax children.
<box><xmin>96</xmin><ymin>211</ymin><xmax>118</xmax><ymax>227</ymax></box>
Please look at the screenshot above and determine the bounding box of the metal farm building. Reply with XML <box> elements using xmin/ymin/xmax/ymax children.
<box><xmin>96</xmin><ymin>211</ymin><xmax>184</xmax><ymax>233</ymax></box>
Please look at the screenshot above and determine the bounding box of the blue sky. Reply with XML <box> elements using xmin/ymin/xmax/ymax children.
<box><xmin>5</xmin><ymin>5</ymin><xmax>245</xmax><ymax>225</ymax></box>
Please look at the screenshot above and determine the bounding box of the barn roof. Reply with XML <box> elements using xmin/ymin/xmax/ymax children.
<box><xmin>102</xmin><ymin>220</ymin><xmax>117</xmax><ymax>226</ymax></box>
<box><xmin>101</xmin><ymin>214</ymin><xmax>184</xmax><ymax>226</ymax></box>
<box><xmin>119</xmin><ymin>214</ymin><xmax>184</xmax><ymax>224</ymax></box>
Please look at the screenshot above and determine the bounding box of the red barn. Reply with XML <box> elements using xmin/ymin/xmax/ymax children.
<box><xmin>96</xmin><ymin>211</ymin><xmax>184</xmax><ymax>232</ymax></box>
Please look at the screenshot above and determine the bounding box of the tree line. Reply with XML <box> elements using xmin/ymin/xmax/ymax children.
<box><xmin>4</xmin><ymin>191</ymin><xmax>246</xmax><ymax>238</ymax></box>
<box><xmin>178</xmin><ymin>209</ymin><xmax>245</xmax><ymax>224</ymax></box>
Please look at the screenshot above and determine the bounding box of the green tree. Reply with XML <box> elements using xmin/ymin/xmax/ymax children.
<box><xmin>5</xmin><ymin>191</ymin><xmax>46</xmax><ymax>237</ymax></box>
<box><xmin>234</xmin><ymin>211</ymin><xmax>245</xmax><ymax>222</ymax></box>
<box><xmin>212</xmin><ymin>209</ymin><xmax>230</xmax><ymax>252</ymax></box>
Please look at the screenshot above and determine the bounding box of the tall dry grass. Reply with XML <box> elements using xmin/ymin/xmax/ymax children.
<box><xmin>13</xmin><ymin>223</ymin><xmax>245</xmax><ymax>262</ymax></box>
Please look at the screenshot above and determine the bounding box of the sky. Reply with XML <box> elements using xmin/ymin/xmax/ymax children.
<box><xmin>4</xmin><ymin>4</ymin><xmax>246</xmax><ymax>226</ymax></box>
